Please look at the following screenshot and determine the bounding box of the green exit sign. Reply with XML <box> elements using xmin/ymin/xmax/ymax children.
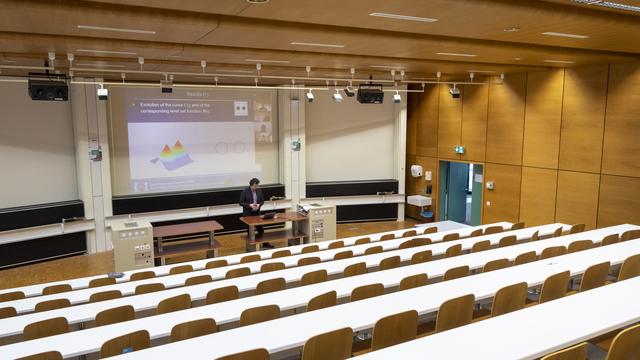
<box><xmin>453</xmin><ymin>145</ymin><xmax>465</xmax><ymax>154</ymax></box>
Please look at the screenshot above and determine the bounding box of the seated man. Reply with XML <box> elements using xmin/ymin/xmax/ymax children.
<box><xmin>239</xmin><ymin>178</ymin><xmax>272</xmax><ymax>248</ymax></box>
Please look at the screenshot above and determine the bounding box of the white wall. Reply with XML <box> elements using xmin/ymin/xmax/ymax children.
<box><xmin>0</xmin><ymin>78</ymin><xmax>78</xmax><ymax>208</ymax></box>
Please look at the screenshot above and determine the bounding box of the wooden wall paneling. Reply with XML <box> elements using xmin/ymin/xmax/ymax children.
<box><xmin>519</xmin><ymin>167</ymin><xmax>558</xmax><ymax>226</ymax></box>
<box><xmin>460</xmin><ymin>84</ymin><xmax>488</xmax><ymax>162</ymax></box>
<box><xmin>416</xmin><ymin>85</ymin><xmax>439</xmax><ymax>158</ymax></box>
<box><xmin>406</xmin><ymin>91</ymin><xmax>418</xmax><ymax>156</ymax></box>
<box><xmin>601</xmin><ymin>62</ymin><xmax>640</xmax><ymax>177</ymax></box>
<box><xmin>486</xmin><ymin>73</ymin><xmax>527</xmax><ymax>165</ymax></box>
<box><xmin>558</xmin><ymin>65</ymin><xmax>609</xmax><ymax>173</ymax></box>
<box><xmin>437</xmin><ymin>84</ymin><xmax>462</xmax><ymax>160</ymax></box>
<box><xmin>483</xmin><ymin>163</ymin><xmax>522</xmax><ymax>224</ymax></box>
<box><xmin>555</xmin><ymin>170</ymin><xmax>600</xmax><ymax>230</ymax></box>
<box><xmin>522</xmin><ymin>69</ymin><xmax>564</xmax><ymax>169</ymax></box>
<box><xmin>597</xmin><ymin>175</ymin><xmax>640</xmax><ymax>228</ymax></box>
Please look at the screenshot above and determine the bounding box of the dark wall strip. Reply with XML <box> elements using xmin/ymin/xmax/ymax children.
<box><xmin>0</xmin><ymin>232</ymin><xmax>87</xmax><ymax>269</ymax></box>
<box><xmin>0</xmin><ymin>200</ymin><xmax>85</xmax><ymax>232</ymax></box>
<box><xmin>336</xmin><ymin>203</ymin><xmax>398</xmax><ymax>223</ymax></box>
<box><xmin>306</xmin><ymin>180</ymin><xmax>398</xmax><ymax>198</ymax></box>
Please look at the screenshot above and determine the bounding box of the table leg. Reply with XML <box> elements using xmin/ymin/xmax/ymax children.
<box><xmin>249</xmin><ymin>225</ymin><xmax>255</xmax><ymax>241</ymax></box>
<box><xmin>157</xmin><ymin>236</ymin><xmax>163</xmax><ymax>252</ymax></box>
<box><xmin>160</xmin><ymin>256</ymin><xmax>166</xmax><ymax>266</ymax></box>
<box><xmin>209</xmin><ymin>231</ymin><xmax>215</xmax><ymax>247</ymax></box>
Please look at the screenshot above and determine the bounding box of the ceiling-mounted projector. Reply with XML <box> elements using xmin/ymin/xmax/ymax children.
<box><xmin>357</xmin><ymin>83</ymin><xmax>384</xmax><ymax>104</ymax></box>
<box><xmin>28</xmin><ymin>73</ymin><xmax>68</xmax><ymax>101</ymax></box>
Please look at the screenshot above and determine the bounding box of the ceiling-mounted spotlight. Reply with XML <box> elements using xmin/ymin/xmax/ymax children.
<box><xmin>500</xmin><ymin>73</ymin><xmax>505</xmax><ymax>81</ymax></box>
<box><xmin>120</xmin><ymin>72</ymin><xmax>126</xmax><ymax>83</ymax></box>
<box><xmin>161</xmin><ymin>73</ymin><xmax>173</xmax><ymax>93</ymax></box>
<box><xmin>306</xmin><ymin>89</ymin><xmax>314</xmax><ymax>102</ymax></box>
<box><xmin>67</xmin><ymin>53</ymin><xmax>74</xmax><ymax>67</ymax></box>
<box><xmin>469</xmin><ymin>72</ymin><xmax>475</xmax><ymax>82</ymax></box>
<box><xmin>97</xmin><ymin>84</ymin><xmax>108</xmax><ymax>100</ymax></box>
<box><xmin>436</xmin><ymin>71</ymin><xmax>441</xmax><ymax>82</ymax></box>
<box><xmin>343</xmin><ymin>86</ymin><xmax>356</xmax><ymax>97</ymax></box>
<box><xmin>449</xmin><ymin>84</ymin><xmax>460</xmax><ymax>98</ymax></box>
<box><xmin>393</xmin><ymin>91</ymin><xmax>401</xmax><ymax>104</ymax></box>
<box><xmin>201</xmin><ymin>60</ymin><xmax>207</xmax><ymax>73</ymax></box>
<box><xmin>48</xmin><ymin>52</ymin><xmax>56</xmax><ymax>69</ymax></box>
<box><xmin>332</xmin><ymin>89</ymin><xmax>343</xmax><ymax>102</ymax></box>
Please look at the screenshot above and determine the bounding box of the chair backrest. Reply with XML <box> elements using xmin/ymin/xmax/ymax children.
<box><xmin>510</xmin><ymin>222</ymin><xmax>525</xmax><ymax>230</ymax></box>
<box><xmin>354</xmin><ymin>237</ymin><xmax>371</xmax><ymax>245</ymax></box>
<box><xmin>364</xmin><ymin>245</ymin><xmax>383</xmax><ymax>255</ymax></box>
<box><xmin>617</xmin><ymin>253</ymin><xmax>640</xmax><ymax>281</ymax></box>
<box><xmin>260</xmin><ymin>262</ymin><xmax>285</xmax><ymax>272</ymax></box>
<box><xmin>89</xmin><ymin>277</ymin><xmax>116</xmax><ymax>288</ymax></box>
<box><xmin>15</xmin><ymin>351</ymin><xmax>63</xmax><ymax>360</ymax></box>
<box><xmin>157</xmin><ymin>294</ymin><xmax>191</xmax><ymax>315</ymax></box>
<box><xmin>442</xmin><ymin>233</ymin><xmax>460</xmax><ymax>242</ymax></box>
<box><xmin>307</xmin><ymin>291</ymin><xmax>337</xmax><ymax>312</ymax></box>
<box><xmin>569</xmin><ymin>223</ymin><xmax>586</xmax><ymax>234</ymax></box>
<box><xmin>171</xmin><ymin>318</ymin><xmax>216</xmax><ymax>342</ymax></box>
<box><xmin>601</xmin><ymin>234</ymin><xmax>620</xmax><ymax>247</ymax></box>
<box><xmin>129</xmin><ymin>271</ymin><xmax>155</xmax><ymax>281</ymax></box>
<box><xmin>239</xmin><ymin>304</ymin><xmax>280</xmax><ymax>326</ymax></box>
<box><xmin>498</xmin><ymin>235</ymin><xmax>517</xmax><ymax>248</ymax></box>
<box><xmin>444</xmin><ymin>244</ymin><xmax>462</xmax><ymax>258</ymax></box>
<box><xmin>514</xmin><ymin>251</ymin><xmax>538</xmax><ymax>266</ymax></box>
<box><xmin>605</xmin><ymin>323</ymin><xmax>640</xmax><ymax>360</ymax></box>
<box><xmin>379</xmin><ymin>255</ymin><xmax>401</xmax><ymax>271</ymax></box>
<box><xmin>621</xmin><ymin>229</ymin><xmax>640</xmax><ymax>242</ymax></box>
<box><xmin>226</xmin><ymin>267</ymin><xmax>251</xmax><ymax>279</ymax></box>
<box><xmin>301</xmin><ymin>327</ymin><xmax>353</xmax><ymax>360</ymax></box>
<box><xmin>271</xmin><ymin>249</ymin><xmax>291</xmax><ymax>258</ymax></box>
<box><xmin>23</xmin><ymin>317</ymin><xmax>69</xmax><ymax>340</ymax></box>
<box><xmin>328</xmin><ymin>241</ymin><xmax>344</xmax><ymax>249</ymax></box>
<box><xmin>539</xmin><ymin>271</ymin><xmax>570</xmax><ymax>304</ymax></box>
<box><xmin>302</xmin><ymin>245</ymin><xmax>320</xmax><ymax>254</ymax></box>
<box><xmin>205</xmin><ymin>259</ymin><xmax>229</xmax><ymax>269</ymax></box>
<box><xmin>531</xmin><ymin>230</ymin><xmax>540</xmax><ymax>241</ymax></box>
<box><xmin>371</xmin><ymin>310</ymin><xmax>418</xmax><ymax>351</ymax></box>
<box><xmin>34</xmin><ymin>298</ymin><xmax>71</xmax><ymax>312</ymax></box>
<box><xmin>540</xmin><ymin>246</ymin><xmax>567</xmax><ymax>260</ymax></box>
<box><xmin>100</xmin><ymin>330</ymin><xmax>150</xmax><ymax>358</ymax></box>
<box><xmin>134</xmin><ymin>283</ymin><xmax>165</xmax><ymax>295</ymax></box>
<box><xmin>333</xmin><ymin>250</ymin><xmax>353</xmax><ymax>260</ymax></box>
<box><xmin>411</xmin><ymin>250</ymin><xmax>433</xmax><ymax>264</ymax></box>
<box><xmin>206</xmin><ymin>285</ymin><xmax>239</xmax><ymax>305</ymax></box>
<box><xmin>483</xmin><ymin>226</ymin><xmax>503</xmax><ymax>235</ymax></box>
<box><xmin>42</xmin><ymin>284</ymin><xmax>72</xmax><ymax>295</ymax></box>
<box><xmin>399</xmin><ymin>274</ymin><xmax>428</xmax><ymax>291</ymax></box>
<box><xmin>471</xmin><ymin>240</ymin><xmax>491</xmax><ymax>253</ymax></box>
<box><xmin>422</xmin><ymin>226</ymin><xmax>438</xmax><ymax>234</ymax></box>
<box><xmin>0</xmin><ymin>306</ymin><xmax>17</xmax><ymax>319</ymax></box>
<box><xmin>491</xmin><ymin>282</ymin><xmax>527</xmax><ymax>317</ymax></box>
<box><xmin>301</xmin><ymin>269</ymin><xmax>328</xmax><ymax>286</ymax></box>
<box><xmin>483</xmin><ymin>258</ymin><xmax>511</xmax><ymax>273</ymax></box>
<box><xmin>0</xmin><ymin>290</ymin><xmax>25</xmax><ymax>302</ymax></box>
<box><xmin>579</xmin><ymin>261</ymin><xmax>610</xmax><ymax>292</ymax></box>
<box><xmin>402</xmin><ymin>230</ymin><xmax>418</xmax><ymax>237</ymax></box>
<box><xmin>185</xmin><ymin>274</ymin><xmax>213</xmax><ymax>286</ymax></box>
<box><xmin>350</xmin><ymin>283</ymin><xmax>384</xmax><ymax>302</ymax></box>
<box><xmin>469</xmin><ymin>228</ymin><xmax>484</xmax><ymax>237</ymax></box>
<box><xmin>95</xmin><ymin>305</ymin><xmax>135</xmax><ymax>327</ymax></box>
<box><xmin>90</xmin><ymin>290</ymin><xmax>122</xmax><ymax>303</ymax></box>
<box><xmin>567</xmin><ymin>240</ymin><xmax>593</xmax><ymax>253</ymax></box>
<box><xmin>256</xmin><ymin>277</ymin><xmax>286</xmax><ymax>295</ymax></box>
<box><xmin>298</xmin><ymin>256</ymin><xmax>322</xmax><ymax>266</ymax></box>
<box><xmin>215</xmin><ymin>348</ymin><xmax>269</xmax><ymax>360</ymax></box>
<box><xmin>435</xmin><ymin>294</ymin><xmax>475</xmax><ymax>333</ymax></box>
<box><xmin>443</xmin><ymin>265</ymin><xmax>469</xmax><ymax>281</ymax></box>
<box><xmin>399</xmin><ymin>238</ymin><xmax>421</xmax><ymax>249</ymax></box>
<box><xmin>343</xmin><ymin>262</ymin><xmax>367</xmax><ymax>277</ymax></box>
<box><xmin>552</xmin><ymin>226</ymin><xmax>564</xmax><ymax>238</ymax></box>
<box><xmin>380</xmin><ymin>233</ymin><xmax>396</xmax><ymax>241</ymax></box>
<box><xmin>540</xmin><ymin>342</ymin><xmax>588</xmax><ymax>360</ymax></box>
<box><xmin>169</xmin><ymin>264</ymin><xmax>193</xmax><ymax>275</ymax></box>
<box><xmin>240</xmin><ymin>254</ymin><xmax>261</xmax><ymax>264</ymax></box>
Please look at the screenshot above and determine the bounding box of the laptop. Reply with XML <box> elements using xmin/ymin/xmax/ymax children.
<box><xmin>261</xmin><ymin>212</ymin><xmax>276</xmax><ymax>220</ymax></box>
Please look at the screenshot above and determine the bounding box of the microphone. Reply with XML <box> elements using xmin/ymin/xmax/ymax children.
<box><xmin>270</xmin><ymin>196</ymin><xmax>285</xmax><ymax>201</ymax></box>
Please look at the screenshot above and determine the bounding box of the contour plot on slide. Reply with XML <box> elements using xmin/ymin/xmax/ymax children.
<box><xmin>150</xmin><ymin>140</ymin><xmax>194</xmax><ymax>171</ymax></box>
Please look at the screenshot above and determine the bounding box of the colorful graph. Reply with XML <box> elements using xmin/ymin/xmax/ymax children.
<box><xmin>150</xmin><ymin>140</ymin><xmax>194</xmax><ymax>171</ymax></box>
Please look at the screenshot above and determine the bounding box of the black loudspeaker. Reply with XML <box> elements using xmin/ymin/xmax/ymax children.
<box><xmin>28</xmin><ymin>73</ymin><xmax>68</xmax><ymax>101</ymax></box>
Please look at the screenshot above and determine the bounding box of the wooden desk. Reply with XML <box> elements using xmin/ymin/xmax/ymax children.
<box><xmin>153</xmin><ymin>220</ymin><xmax>223</xmax><ymax>264</ymax></box>
<box><xmin>239</xmin><ymin>212</ymin><xmax>307</xmax><ymax>251</ymax></box>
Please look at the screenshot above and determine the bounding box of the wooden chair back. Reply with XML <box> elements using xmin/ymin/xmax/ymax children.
<box><xmin>42</xmin><ymin>284</ymin><xmax>71</xmax><ymax>295</ymax></box>
<box><xmin>239</xmin><ymin>304</ymin><xmax>280</xmax><ymax>326</ymax></box>
<box><xmin>601</xmin><ymin>234</ymin><xmax>620</xmax><ymax>247</ymax></box>
<box><xmin>422</xmin><ymin>226</ymin><xmax>438</xmax><ymax>234</ymax></box>
<box><xmin>350</xmin><ymin>283</ymin><xmax>384</xmax><ymax>302</ymax></box>
<box><xmin>444</xmin><ymin>244</ymin><xmax>462</xmax><ymax>258</ymax></box>
<box><xmin>301</xmin><ymin>245</ymin><xmax>320</xmax><ymax>254</ymax></box>
<box><xmin>483</xmin><ymin>258</ymin><xmax>511</xmax><ymax>273</ymax></box>
<box><xmin>301</xmin><ymin>327</ymin><xmax>353</xmax><ymax>360</ymax></box>
<box><xmin>215</xmin><ymin>348</ymin><xmax>269</xmax><ymax>360</ymax></box>
<box><xmin>371</xmin><ymin>310</ymin><xmax>418</xmax><ymax>351</ymax></box>
<box><xmin>307</xmin><ymin>291</ymin><xmax>337</xmax><ymax>312</ymax></box>
<box><xmin>621</xmin><ymin>229</ymin><xmax>640</xmax><ymax>242</ymax></box>
<box><xmin>171</xmin><ymin>318</ymin><xmax>216</xmax><ymax>342</ymax></box>
<box><xmin>240</xmin><ymin>254</ymin><xmax>261</xmax><ymax>264</ymax></box>
<box><xmin>157</xmin><ymin>294</ymin><xmax>191</xmax><ymax>315</ymax></box>
<box><xmin>399</xmin><ymin>274</ymin><xmax>428</xmax><ymax>291</ymax></box>
<box><xmin>129</xmin><ymin>271</ymin><xmax>155</xmax><ymax>281</ymax></box>
<box><xmin>411</xmin><ymin>250</ymin><xmax>432</xmax><ymax>264</ymax></box>
<box><xmin>514</xmin><ymin>251</ymin><xmax>538</xmax><ymax>266</ymax></box>
<box><xmin>364</xmin><ymin>245</ymin><xmax>383</xmax><ymax>255</ymax></box>
<box><xmin>256</xmin><ymin>277</ymin><xmax>286</xmax><ymax>295</ymax></box>
<box><xmin>567</xmin><ymin>240</ymin><xmax>593</xmax><ymax>254</ymax></box>
<box><xmin>605</xmin><ymin>323</ymin><xmax>640</xmax><ymax>360</ymax></box>
<box><xmin>617</xmin><ymin>253</ymin><xmax>640</xmax><ymax>281</ymax></box>
<box><xmin>206</xmin><ymin>285</ymin><xmax>239</xmax><ymax>305</ymax></box>
<box><xmin>540</xmin><ymin>342</ymin><xmax>588</xmax><ymax>360</ymax></box>
<box><xmin>469</xmin><ymin>228</ymin><xmax>484</xmax><ymax>237</ymax></box>
<box><xmin>531</xmin><ymin>230</ymin><xmax>540</xmax><ymax>241</ymax></box>
<box><xmin>442</xmin><ymin>233</ymin><xmax>459</xmax><ymax>242</ymax></box>
<box><xmin>185</xmin><ymin>274</ymin><xmax>213</xmax><ymax>286</ymax></box>
<box><xmin>226</xmin><ymin>267</ymin><xmax>251</xmax><ymax>279</ymax></box>
<box><xmin>354</xmin><ymin>237</ymin><xmax>371</xmax><ymax>245</ymax></box>
<box><xmin>402</xmin><ymin>230</ymin><xmax>417</xmax><ymax>237</ymax></box>
<box><xmin>471</xmin><ymin>240</ymin><xmax>491</xmax><ymax>253</ymax></box>
<box><xmin>34</xmin><ymin>298</ymin><xmax>71</xmax><ymax>312</ymax></box>
<box><xmin>205</xmin><ymin>259</ymin><xmax>228</xmax><ymax>269</ymax></box>
<box><xmin>260</xmin><ymin>262</ymin><xmax>285</xmax><ymax>272</ymax></box>
<box><xmin>510</xmin><ymin>222</ymin><xmax>525</xmax><ymax>230</ymax></box>
<box><xmin>15</xmin><ymin>351</ymin><xmax>63</xmax><ymax>360</ymax></box>
<box><xmin>135</xmin><ymin>283</ymin><xmax>165</xmax><ymax>295</ymax></box>
<box><xmin>491</xmin><ymin>282</ymin><xmax>527</xmax><ymax>317</ymax></box>
<box><xmin>399</xmin><ymin>238</ymin><xmax>430</xmax><ymax>249</ymax></box>
<box><xmin>343</xmin><ymin>262</ymin><xmax>367</xmax><ymax>277</ymax></box>
<box><xmin>498</xmin><ymin>235</ymin><xmax>517</xmax><ymax>248</ymax></box>
<box><xmin>540</xmin><ymin>246</ymin><xmax>567</xmax><ymax>260</ymax></box>
<box><xmin>483</xmin><ymin>226</ymin><xmax>503</xmax><ymax>235</ymax></box>
<box><xmin>552</xmin><ymin>226</ymin><xmax>564</xmax><ymax>238</ymax></box>
<box><xmin>443</xmin><ymin>265</ymin><xmax>469</xmax><ymax>281</ymax></box>
<box><xmin>298</xmin><ymin>256</ymin><xmax>322</xmax><ymax>266</ymax></box>
<box><xmin>0</xmin><ymin>290</ymin><xmax>25</xmax><ymax>302</ymax></box>
<box><xmin>0</xmin><ymin>306</ymin><xmax>17</xmax><ymax>319</ymax></box>
<box><xmin>89</xmin><ymin>277</ymin><xmax>116</xmax><ymax>288</ymax></box>
<box><xmin>569</xmin><ymin>223</ymin><xmax>586</xmax><ymax>234</ymax></box>
<box><xmin>379</xmin><ymin>255</ymin><xmax>401</xmax><ymax>271</ymax></box>
<box><xmin>328</xmin><ymin>241</ymin><xmax>344</xmax><ymax>249</ymax></box>
<box><xmin>300</xmin><ymin>269</ymin><xmax>328</xmax><ymax>286</ymax></box>
<box><xmin>169</xmin><ymin>264</ymin><xmax>193</xmax><ymax>275</ymax></box>
<box><xmin>435</xmin><ymin>294</ymin><xmax>475</xmax><ymax>333</ymax></box>
<box><xmin>95</xmin><ymin>305</ymin><xmax>135</xmax><ymax>327</ymax></box>
<box><xmin>23</xmin><ymin>317</ymin><xmax>69</xmax><ymax>340</ymax></box>
<box><xmin>380</xmin><ymin>233</ymin><xmax>396</xmax><ymax>241</ymax></box>
<box><xmin>99</xmin><ymin>330</ymin><xmax>150</xmax><ymax>358</ymax></box>
<box><xmin>333</xmin><ymin>250</ymin><xmax>353</xmax><ymax>260</ymax></box>
<box><xmin>90</xmin><ymin>290</ymin><xmax>122</xmax><ymax>303</ymax></box>
<box><xmin>539</xmin><ymin>271</ymin><xmax>570</xmax><ymax>304</ymax></box>
<box><xmin>271</xmin><ymin>249</ymin><xmax>291</xmax><ymax>258</ymax></box>
<box><xmin>579</xmin><ymin>261</ymin><xmax>610</xmax><ymax>292</ymax></box>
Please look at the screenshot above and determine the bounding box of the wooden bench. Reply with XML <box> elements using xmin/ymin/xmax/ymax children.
<box><xmin>153</xmin><ymin>220</ymin><xmax>223</xmax><ymax>265</ymax></box>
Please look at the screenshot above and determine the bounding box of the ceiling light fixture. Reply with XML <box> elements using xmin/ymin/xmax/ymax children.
<box><xmin>542</xmin><ymin>31</ymin><xmax>589</xmax><ymax>39</ymax></box>
<box><xmin>544</xmin><ymin>60</ymin><xmax>576</xmax><ymax>64</ymax></box>
<box><xmin>332</xmin><ymin>89</ymin><xmax>343</xmax><ymax>102</ymax></box>
<box><xmin>306</xmin><ymin>89</ymin><xmax>314</xmax><ymax>102</ymax></box>
<box><xmin>467</xmin><ymin>70</ymin><xmax>496</xmax><ymax>73</ymax></box>
<box><xmin>76</xmin><ymin>63</ymin><xmax>126</xmax><ymax>68</ymax></box>
<box><xmin>573</xmin><ymin>0</ymin><xmax>640</xmax><ymax>13</ymax></box>
<box><xmin>504</xmin><ymin>27</ymin><xmax>521</xmax><ymax>32</ymax></box>
<box><xmin>245</xmin><ymin>58</ymin><xmax>290</xmax><ymax>64</ymax></box>
<box><xmin>77</xmin><ymin>25</ymin><xmax>156</xmax><ymax>35</ymax></box>
<box><xmin>436</xmin><ymin>52</ymin><xmax>477</xmax><ymax>57</ymax></box>
<box><xmin>290</xmin><ymin>42</ymin><xmax>345</xmax><ymax>48</ymax></box>
<box><xmin>76</xmin><ymin>49</ymin><xmax>137</xmax><ymax>56</ymax></box>
<box><xmin>215</xmin><ymin>69</ymin><xmax>254</xmax><ymax>74</ymax></box>
<box><xmin>369</xmin><ymin>12</ymin><xmax>438</xmax><ymax>23</ymax></box>
<box><xmin>246</xmin><ymin>0</ymin><xmax>269</xmax><ymax>3</ymax></box>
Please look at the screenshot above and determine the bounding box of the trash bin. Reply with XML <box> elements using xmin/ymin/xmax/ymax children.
<box><xmin>420</xmin><ymin>211</ymin><xmax>434</xmax><ymax>223</ymax></box>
